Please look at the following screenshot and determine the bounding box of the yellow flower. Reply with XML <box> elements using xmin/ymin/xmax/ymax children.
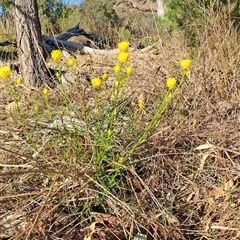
<box><xmin>34</xmin><ymin>105</ymin><xmax>39</xmax><ymax>111</ymax></box>
<box><xmin>51</xmin><ymin>49</ymin><xmax>62</xmax><ymax>61</ymax></box>
<box><xmin>114</xmin><ymin>65</ymin><xmax>121</xmax><ymax>73</ymax></box>
<box><xmin>67</xmin><ymin>57</ymin><xmax>75</xmax><ymax>67</ymax></box>
<box><xmin>183</xmin><ymin>69</ymin><xmax>190</xmax><ymax>76</ymax></box>
<box><xmin>91</xmin><ymin>77</ymin><xmax>102</xmax><ymax>89</ymax></box>
<box><xmin>107</xmin><ymin>129</ymin><xmax>112</xmax><ymax>137</ymax></box>
<box><xmin>118</xmin><ymin>52</ymin><xmax>129</xmax><ymax>63</ymax></box>
<box><xmin>138</xmin><ymin>100</ymin><xmax>144</xmax><ymax>109</ymax></box>
<box><xmin>118</xmin><ymin>156</ymin><xmax>125</xmax><ymax>165</ymax></box>
<box><xmin>166</xmin><ymin>77</ymin><xmax>177</xmax><ymax>89</ymax></box>
<box><xmin>126</xmin><ymin>66</ymin><xmax>133</xmax><ymax>75</ymax></box>
<box><xmin>138</xmin><ymin>94</ymin><xmax>144</xmax><ymax>109</ymax></box>
<box><xmin>43</xmin><ymin>87</ymin><xmax>49</xmax><ymax>95</ymax></box>
<box><xmin>0</xmin><ymin>66</ymin><xmax>11</xmax><ymax>79</ymax></box>
<box><xmin>118</xmin><ymin>41</ymin><xmax>130</xmax><ymax>52</ymax></box>
<box><xmin>102</xmin><ymin>72</ymin><xmax>109</xmax><ymax>80</ymax></box>
<box><xmin>16</xmin><ymin>77</ymin><xmax>22</xmax><ymax>85</ymax></box>
<box><xmin>55</xmin><ymin>72</ymin><xmax>61</xmax><ymax>78</ymax></box>
<box><xmin>167</xmin><ymin>93</ymin><xmax>173</xmax><ymax>99</ymax></box>
<box><xmin>180</xmin><ymin>59</ymin><xmax>192</xmax><ymax>70</ymax></box>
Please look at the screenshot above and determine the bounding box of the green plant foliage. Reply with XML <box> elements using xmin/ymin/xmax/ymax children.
<box><xmin>164</xmin><ymin>0</ymin><xmax>240</xmax><ymax>31</ymax></box>
<box><xmin>142</xmin><ymin>36</ymin><xmax>158</xmax><ymax>47</ymax></box>
<box><xmin>79</xmin><ymin>0</ymin><xmax>118</xmax><ymax>29</ymax></box>
<box><xmin>75</xmin><ymin>0</ymin><xmax>119</xmax><ymax>46</ymax></box>
<box><xmin>38</xmin><ymin>0</ymin><xmax>71</xmax><ymax>33</ymax></box>
<box><xmin>0</xmin><ymin>0</ymin><xmax>12</xmax><ymax>14</ymax></box>
<box><xmin>116</xmin><ymin>27</ymin><xmax>132</xmax><ymax>41</ymax></box>
<box><xmin>162</xmin><ymin>0</ymin><xmax>240</xmax><ymax>46</ymax></box>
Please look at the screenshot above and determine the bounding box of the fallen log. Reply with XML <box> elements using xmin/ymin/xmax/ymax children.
<box><xmin>1</xmin><ymin>23</ymin><xmax>153</xmax><ymax>61</ymax></box>
<box><xmin>43</xmin><ymin>35</ymin><xmax>85</xmax><ymax>53</ymax></box>
<box><xmin>0</xmin><ymin>23</ymin><xmax>101</xmax><ymax>61</ymax></box>
<box><xmin>1</xmin><ymin>23</ymin><xmax>154</xmax><ymax>81</ymax></box>
<box><xmin>42</xmin><ymin>23</ymin><xmax>98</xmax><ymax>56</ymax></box>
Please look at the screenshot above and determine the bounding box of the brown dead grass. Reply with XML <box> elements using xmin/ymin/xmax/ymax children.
<box><xmin>1</xmin><ymin>9</ymin><xmax>240</xmax><ymax>240</ymax></box>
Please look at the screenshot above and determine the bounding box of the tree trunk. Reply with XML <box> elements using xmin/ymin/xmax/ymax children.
<box><xmin>157</xmin><ymin>0</ymin><xmax>165</xmax><ymax>17</ymax></box>
<box><xmin>13</xmin><ymin>0</ymin><xmax>50</xmax><ymax>87</ymax></box>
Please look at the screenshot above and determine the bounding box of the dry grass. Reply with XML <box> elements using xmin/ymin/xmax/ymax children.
<box><xmin>0</xmin><ymin>7</ymin><xmax>240</xmax><ymax>240</ymax></box>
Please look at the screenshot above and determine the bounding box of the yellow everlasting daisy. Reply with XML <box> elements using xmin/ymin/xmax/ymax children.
<box><xmin>118</xmin><ymin>156</ymin><xmax>125</xmax><ymax>165</ymax></box>
<box><xmin>51</xmin><ymin>49</ymin><xmax>62</xmax><ymax>61</ymax></box>
<box><xmin>16</xmin><ymin>77</ymin><xmax>22</xmax><ymax>85</ymax></box>
<box><xmin>34</xmin><ymin>105</ymin><xmax>39</xmax><ymax>111</ymax></box>
<box><xmin>167</xmin><ymin>93</ymin><xmax>173</xmax><ymax>99</ymax></box>
<box><xmin>102</xmin><ymin>72</ymin><xmax>109</xmax><ymax>80</ymax></box>
<box><xmin>67</xmin><ymin>57</ymin><xmax>75</xmax><ymax>67</ymax></box>
<box><xmin>118</xmin><ymin>52</ymin><xmax>129</xmax><ymax>63</ymax></box>
<box><xmin>180</xmin><ymin>59</ymin><xmax>192</xmax><ymax>70</ymax></box>
<box><xmin>55</xmin><ymin>72</ymin><xmax>61</xmax><ymax>78</ymax></box>
<box><xmin>183</xmin><ymin>69</ymin><xmax>190</xmax><ymax>77</ymax></box>
<box><xmin>91</xmin><ymin>77</ymin><xmax>102</xmax><ymax>89</ymax></box>
<box><xmin>126</xmin><ymin>66</ymin><xmax>133</xmax><ymax>75</ymax></box>
<box><xmin>166</xmin><ymin>77</ymin><xmax>177</xmax><ymax>89</ymax></box>
<box><xmin>0</xmin><ymin>66</ymin><xmax>11</xmax><ymax>79</ymax></box>
<box><xmin>114</xmin><ymin>65</ymin><xmax>121</xmax><ymax>73</ymax></box>
<box><xmin>43</xmin><ymin>87</ymin><xmax>49</xmax><ymax>95</ymax></box>
<box><xmin>118</xmin><ymin>41</ymin><xmax>130</xmax><ymax>52</ymax></box>
<box><xmin>107</xmin><ymin>129</ymin><xmax>112</xmax><ymax>137</ymax></box>
<box><xmin>138</xmin><ymin>94</ymin><xmax>144</xmax><ymax>109</ymax></box>
<box><xmin>138</xmin><ymin>100</ymin><xmax>144</xmax><ymax>109</ymax></box>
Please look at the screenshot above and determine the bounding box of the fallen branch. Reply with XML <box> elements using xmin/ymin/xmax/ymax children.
<box><xmin>1</xmin><ymin>23</ymin><xmax>154</xmax><ymax>60</ymax></box>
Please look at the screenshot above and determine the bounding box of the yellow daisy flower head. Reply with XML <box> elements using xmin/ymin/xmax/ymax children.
<box><xmin>118</xmin><ymin>41</ymin><xmax>130</xmax><ymax>52</ymax></box>
<box><xmin>126</xmin><ymin>66</ymin><xmax>133</xmax><ymax>75</ymax></box>
<box><xmin>118</xmin><ymin>52</ymin><xmax>129</xmax><ymax>63</ymax></box>
<box><xmin>55</xmin><ymin>71</ymin><xmax>61</xmax><ymax>78</ymax></box>
<box><xmin>183</xmin><ymin>69</ymin><xmax>190</xmax><ymax>77</ymax></box>
<box><xmin>91</xmin><ymin>77</ymin><xmax>102</xmax><ymax>89</ymax></box>
<box><xmin>43</xmin><ymin>87</ymin><xmax>49</xmax><ymax>95</ymax></box>
<box><xmin>118</xmin><ymin>156</ymin><xmax>125</xmax><ymax>165</ymax></box>
<box><xmin>167</xmin><ymin>92</ymin><xmax>173</xmax><ymax>99</ymax></box>
<box><xmin>16</xmin><ymin>77</ymin><xmax>22</xmax><ymax>85</ymax></box>
<box><xmin>138</xmin><ymin>100</ymin><xmax>144</xmax><ymax>109</ymax></box>
<box><xmin>34</xmin><ymin>105</ymin><xmax>39</xmax><ymax>111</ymax></box>
<box><xmin>114</xmin><ymin>65</ymin><xmax>121</xmax><ymax>73</ymax></box>
<box><xmin>180</xmin><ymin>59</ymin><xmax>192</xmax><ymax>70</ymax></box>
<box><xmin>67</xmin><ymin>57</ymin><xmax>75</xmax><ymax>67</ymax></box>
<box><xmin>107</xmin><ymin>129</ymin><xmax>112</xmax><ymax>137</ymax></box>
<box><xmin>0</xmin><ymin>66</ymin><xmax>11</xmax><ymax>79</ymax></box>
<box><xmin>138</xmin><ymin>94</ymin><xmax>144</xmax><ymax>109</ymax></box>
<box><xmin>51</xmin><ymin>49</ymin><xmax>62</xmax><ymax>61</ymax></box>
<box><xmin>166</xmin><ymin>77</ymin><xmax>177</xmax><ymax>89</ymax></box>
<box><xmin>102</xmin><ymin>72</ymin><xmax>109</xmax><ymax>80</ymax></box>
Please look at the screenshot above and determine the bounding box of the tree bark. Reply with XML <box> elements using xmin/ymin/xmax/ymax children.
<box><xmin>157</xmin><ymin>0</ymin><xmax>165</xmax><ymax>17</ymax></box>
<box><xmin>13</xmin><ymin>0</ymin><xmax>50</xmax><ymax>87</ymax></box>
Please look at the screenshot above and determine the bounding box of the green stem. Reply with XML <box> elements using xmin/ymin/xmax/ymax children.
<box><xmin>129</xmin><ymin>73</ymin><xmax>187</xmax><ymax>155</ymax></box>
<box><xmin>6</xmin><ymin>79</ymin><xmax>31</xmax><ymax>140</ymax></box>
<box><xmin>108</xmin><ymin>66</ymin><xmax>124</xmax><ymax>130</ymax></box>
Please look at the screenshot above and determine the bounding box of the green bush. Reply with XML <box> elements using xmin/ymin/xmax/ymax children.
<box><xmin>162</xmin><ymin>0</ymin><xmax>240</xmax><ymax>46</ymax></box>
<box><xmin>76</xmin><ymin>0</ymin><xmax>119</xmax><ymax>46</ymax></box>
<box><xmin>164</xmin><ymin>0</ymin><xmax>240</xmax><ymax>31</ymax></box>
